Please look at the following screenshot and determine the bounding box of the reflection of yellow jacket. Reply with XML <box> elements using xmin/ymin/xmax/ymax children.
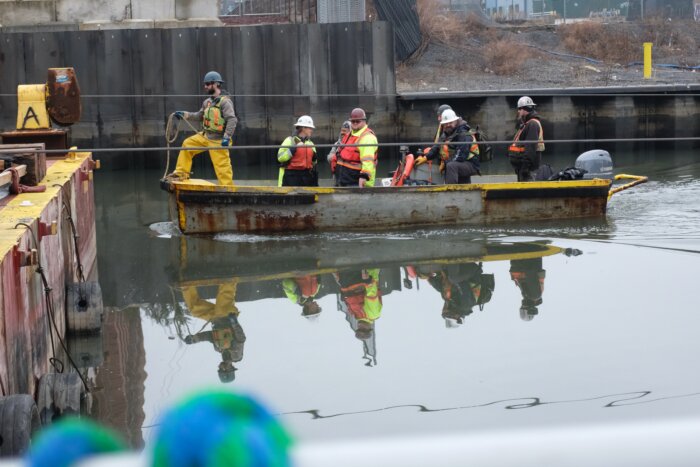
<box><xmin>338</xmin><ymin>269</ymin><xmax>382</xmax><ymax>323</ymax></box>
<box><xmin>282</xmin><ymin>276</ymin><xmax>320</xmax><ymax>305</ymax></box>
<box><xmin>182</xmin><ymin>281</ymin><xmax>239</xmax><ymax>321</ymax></box>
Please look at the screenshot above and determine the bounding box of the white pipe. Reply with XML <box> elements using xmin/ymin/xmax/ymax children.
<box><xmin>295</xmin><ymin>418</ymin><xmax>700</xmax><ymax>467</ymax></box>
<box><xmin>4</xmin><ymin>418</ymin><xmax>700</xmax><ymax>467</ymax></box>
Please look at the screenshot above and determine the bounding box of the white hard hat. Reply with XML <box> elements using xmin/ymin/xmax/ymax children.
<box><xmin>444</xmin><ymin>317</ymin><xmax>463</xmax><ymax>328</ymax></box>
<box><xmin>517</xmin><ymin>96</ymin><xmax>536</xmax><ymax>109</ymax></box>
<box><xmin>440</xmin><ymin>109</ymin><xmax>460</xmax><ymax>124</ymax></box>
<box><xmin>294</xmin><ymin>115</ymin><xmax>315</xmax><ymax>129</ymax></box>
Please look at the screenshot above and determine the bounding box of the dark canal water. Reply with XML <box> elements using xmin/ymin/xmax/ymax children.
<box><xmin>89</xmin><ymin>147</ymin><xmax>700</xmax><ymax>448</ymax></box>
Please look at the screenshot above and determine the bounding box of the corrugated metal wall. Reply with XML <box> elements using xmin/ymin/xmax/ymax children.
<box><xmin>374</xmin><ymin>0</ymin><xmax>421</xmax><ymax>61</ymax></box>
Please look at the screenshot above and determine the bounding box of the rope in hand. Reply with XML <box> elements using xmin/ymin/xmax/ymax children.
<box><xmin>163</xmin><ymin>112</ymin><xmax>201</xmax><ymax>179</ymax></box>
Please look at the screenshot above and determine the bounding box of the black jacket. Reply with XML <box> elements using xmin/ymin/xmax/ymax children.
<box><xmin>514</xmin><ymin>111</ymin><xmax>543</xmax><ymax>162</ymax></box>
<box><xmin>426</xmin><ymin>120</ymin><xmax>478</xmax><ymax>169</ymax></box>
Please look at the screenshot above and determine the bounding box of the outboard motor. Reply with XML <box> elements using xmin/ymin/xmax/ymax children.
<box><xmin>575</xmin><ymin>150</ymin><xmax>614</xmax><ymax>180</ymax></box>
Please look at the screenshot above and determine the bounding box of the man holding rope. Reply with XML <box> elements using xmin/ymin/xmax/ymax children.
<box><xmin>166</xmin><ymin>70</ymin><xmax>238</xmax><ymax>185</ymax></box>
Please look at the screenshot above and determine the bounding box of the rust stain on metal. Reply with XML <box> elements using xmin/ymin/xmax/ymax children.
<box><xmin>46</xmin><ymin>67</ymin><xmax>81</xmax><ymax>125</ymax></box>
<box><xmin>445</xmin><ymin>205</ymin><xmax>460</xmax><ymax>220</ymax></box>
<box><xmin>235</xmin><ymin>209</ymin><xmax>316</xmax><ymax>233</ymax></box>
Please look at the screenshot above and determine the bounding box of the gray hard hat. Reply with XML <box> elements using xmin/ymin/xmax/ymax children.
<box><xmin>203</xmin><ymin>70</ymin><xmax>224</xmax><ymax>84</ymax></box>
<box><xmin>437</xmin><ymin>104</ymin><xmax>452</xmax><ymax>117</ymax></box>
<box><xmin>218</xmin><ymin>362</ymin><xmax>237</xmax><ymax>383</ymax></box>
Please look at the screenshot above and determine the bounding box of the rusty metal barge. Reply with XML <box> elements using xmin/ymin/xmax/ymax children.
<box><xmin>162</xmin><ymin>177</ymin><xmax>617</xmax><ymax>234</ymax></box>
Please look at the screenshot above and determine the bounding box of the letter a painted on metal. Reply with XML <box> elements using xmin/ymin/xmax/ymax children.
<box><xmin>21</xmin><ymin>106</ymin><xmax>41</xmax><ymax>129</ymax></box>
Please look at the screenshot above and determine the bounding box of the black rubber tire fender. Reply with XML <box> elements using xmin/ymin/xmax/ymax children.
<box><xmin>0</xmin><ymin>394</ymin><xmax>40</xmax><ymax>457</ymax></box>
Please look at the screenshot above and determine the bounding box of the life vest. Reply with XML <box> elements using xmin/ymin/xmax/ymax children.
<box><xmin>391</xmin><ymin>153</ymin><xmax>414</xmax><ymax>187</ymax></box>
<box><xmin>337</xmin><ymin>127</ymin><xmax>377</xmax><ymax>171</ymax></box>
<box><xmin>212</xmin><ymin>328</ymin><xmax>234</xmax><ymax>351</ymax></box>
<box><xmin>295</xmin><ymin>275</ymin><xmax>320</xmax><ymax>298</ymax></box>
<box><xmin>440</xmin><ymin>134</ymin><xmax>480</xmax><ymax>162</ymax></box>
<box><xmin>508</xmin><ymin>117</ymin><xmax>545</xmax><ymax>156</ymax></box>
<box><xmin>203</xmin><ymin>95</ymin><xmax>229</xmax><ymax>134</ymax></box>
<box><xmin>286</xmin><ymin>136</ymin><xmax>316</xmax><ymax>171</ymax></box>
<box><xmin>339</xmin><ymin>271</ymin><xmax>382</xmax><ymax>321</ymax></box>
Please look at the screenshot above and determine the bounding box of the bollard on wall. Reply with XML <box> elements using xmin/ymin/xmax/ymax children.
<box><xmin>643</xmin><ymin>42</ymin><xmax>653</xmax><ymax>79</ymax></box>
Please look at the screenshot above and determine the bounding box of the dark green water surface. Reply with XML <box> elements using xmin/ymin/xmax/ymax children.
<box><xmin>90</xmin><ymin>148</ymin><xmax>700</xmax><ymax>447</ymax></box>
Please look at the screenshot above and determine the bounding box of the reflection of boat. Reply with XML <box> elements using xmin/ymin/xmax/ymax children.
<box><xmin>162</xmin><ymin>179</ymin><xmax>613</xmax><ymax>234</ymax></box>
<box><xmin>163</xmin><ymin>237</ymin><xmax>575</xmax><ymax>374</ymax></box>
<box><xmin>172</xmin><ymin>235</ymin><xmax>564</xmax><ymax>284</ymax></box>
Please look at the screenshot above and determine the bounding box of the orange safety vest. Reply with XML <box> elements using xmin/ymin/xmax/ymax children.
<box><xmin>440</xmin><ymin>273</ymin><xmax>481</xmax><ymax>302</ymax></box>
<box><xmin>340</xmin><ymin>282</ymin><xmax>381</xmax><ymax>321</ymax></box>
<box><xmin>203</xmin><ymin>96</ymin><xmax>229</xmax><ymax>134</ymax></box>
<box><xmin>338</xmin><ymin>127</ymin><xmax>377</xmax><ymax>171</ymax></box>
<box><xmin>508</xmin><ymin>117</ymin><xmax>545</xmax><ymax>156</ymax></box>
<box><xmin>440</xmin><ymin>134</ymin><xmax>479</xmax><ymax>162</ymax></box>
<box><xmin>286</xmin><ymin>137</ymin><xmax>315</xmax><ymax>171</ymax></box>
<box><xmin>510</xmin><ymin>271</ymin><xmax>545</xmax><ymax>293</ymax></box>
<box><xmin>295</xmin><ymin>275</ymin><xmax>319</xmax><ymax>297</ymax></box>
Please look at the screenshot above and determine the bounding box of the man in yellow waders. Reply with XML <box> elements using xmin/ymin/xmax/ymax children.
<box><xmin>167</xmin><ymin>71</ymin><xmax>238</xmax><ymax>185</ymax></box>
<box><xmin>181</xmin><ymin>281</ymin><xmax>245</xmax><ymax>383</ymax></box>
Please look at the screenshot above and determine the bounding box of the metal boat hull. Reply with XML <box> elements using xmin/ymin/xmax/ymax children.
<box><xmin>164</xmin><ymin>179</ymin><xmax>612</xmax><ymax>234</ymax></box>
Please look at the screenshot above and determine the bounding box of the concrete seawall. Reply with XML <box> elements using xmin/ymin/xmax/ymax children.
<box><xmin>400</xmin><ymin>87</ymin><xmax>700</xmax><ymax>157</ymax></box>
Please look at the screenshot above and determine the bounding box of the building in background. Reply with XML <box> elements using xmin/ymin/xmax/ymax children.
<box><xmin>483</xmin><ymin>0</ymin><xmax>695</xmax><ymax>20</ymax></box>
<box><xmin>219</xmin><ymin>0</ymin><xmax>368</xmax><ymax>24</ymax></box>
<box><xmin>483</xmin><ymin>0</ymin><xmax>534</xmax><ymax>20</ymax></box>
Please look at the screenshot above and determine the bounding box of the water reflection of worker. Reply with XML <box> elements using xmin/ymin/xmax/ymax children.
<box><xmin>181</xmin><ymin>282</ymin><xmax>246</xmax><ymax>383</ymax></box>
<box><xmin>426</xmin><ymin>263</ymin><xmax>490</xmax><ymax>328</ymax></box>
<box><xmin>282</xmin><ymin>275</ymin><xmax>322</xmax><ymax>320</ymax></box>
<box><xmin>510</xmin><ymin>258</ymin><xmax>546</xmax><ymax>321</ymax></box>
<box><xmin>333</xmin><ymin>269</ymin><xmax>382</xmax><ymax>366</ymax></box>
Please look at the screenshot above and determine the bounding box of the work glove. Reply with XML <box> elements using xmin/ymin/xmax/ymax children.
<box><xmin>184</xmin><ymin>335</ymin><xmax>194</xmax><ymax>344</ymax></box>
<box><xmin>221</xmin><ymin>137</ymin><xmax>230</xmax><ymax>147</ymax></box>
<box><xmin>414</xmin><ymin>155</ymin><xmax>427</xmax><ymax>166</ymax></box>
<box><xmin>174</xmin><ymin>111</ymin><xmax>185</xmax><ymax>119</ymax></box>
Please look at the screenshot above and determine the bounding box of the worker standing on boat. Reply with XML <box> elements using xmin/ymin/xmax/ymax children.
<box><xmin>416</xmin><ymin>109</ymin><xmax>480</xmax><ymax>184</ymax></box>
<box><xmin>167</xmin><ymin>71</ymin><xmax>237</xmax><ymax>185</ymax></box>
<box><xmin>327</xmin><ymin>120</ymin><xmax>351</xmax><ymax>186</ymax></box>
<box><xmin>336</xmin><ymin>108</ymin><xmax>378</xmax><ymax>188</ymax></box>
<box><xmin>277</xmin><ymin>115</ymin><xmax>318</xmax><ymax>187</ymax></box>
<box><xmin>508</xmin><ymin>96</ymin><xmax>545</xmax><ymax>182</ymax></box>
